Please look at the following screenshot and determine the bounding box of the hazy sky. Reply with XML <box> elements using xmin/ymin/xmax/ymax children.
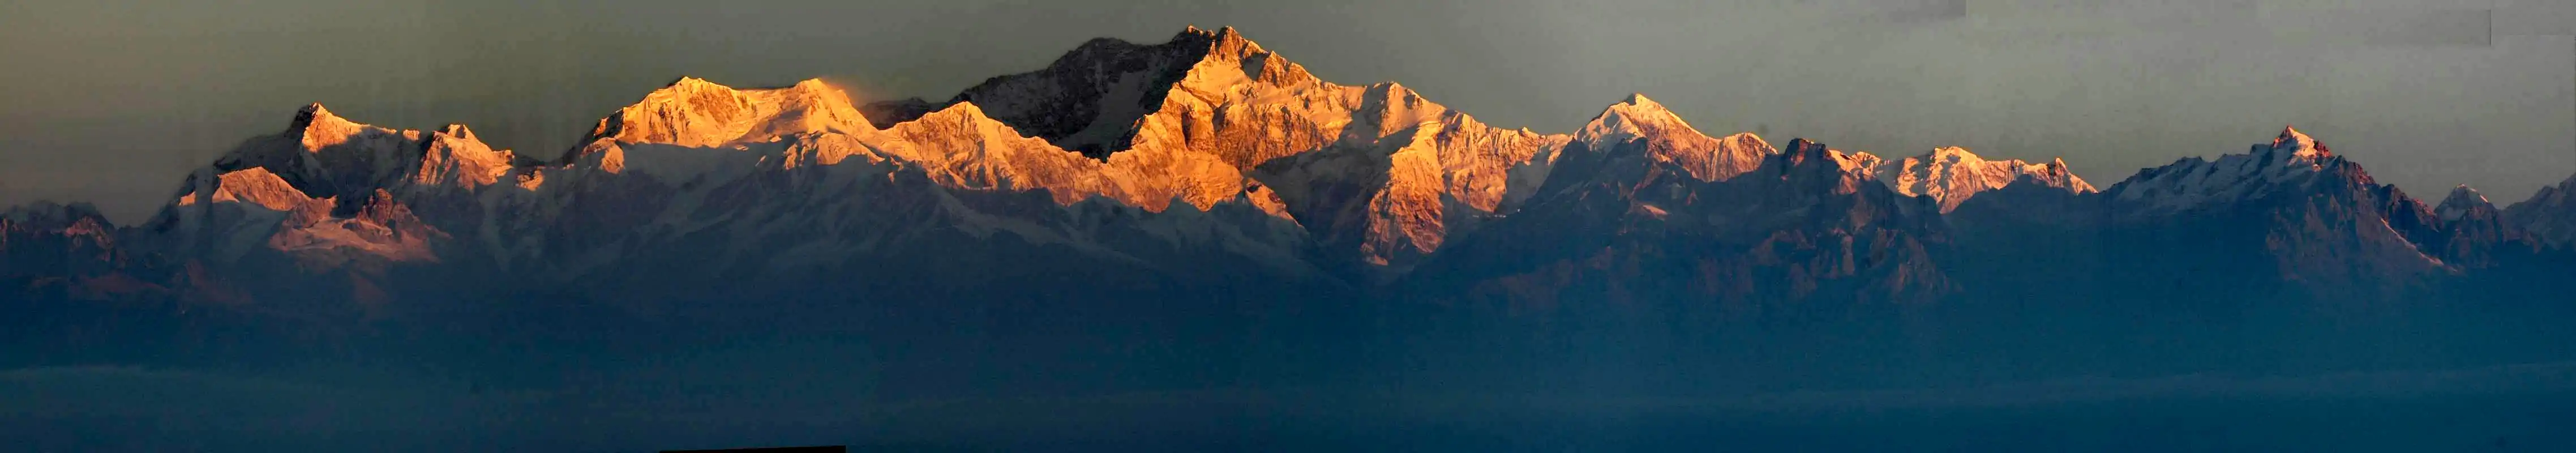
<box><xmin>2</xmin><ymin>0</ymin><xmax>2569</xmax><ymax>222</ymax></box>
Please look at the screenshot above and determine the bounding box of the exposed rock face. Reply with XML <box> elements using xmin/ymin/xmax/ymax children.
<box><xmin>945</xmin><ymin>27</ymin><xmax>1249</xmax><ymax>157</ymax></box>
<box><xmin>931</xmin><ymin>26</ymin><xmax>1576</xmax><ymax>274</ymax></box>
<box><xmin>859</xmin><ymin>97</ymin><xmax>940</xmax><ymax>129</ymax></box>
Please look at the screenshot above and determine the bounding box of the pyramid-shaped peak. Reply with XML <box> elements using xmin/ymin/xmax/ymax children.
<box><xmin>286</xmin><ymin>102</ymin><xmax>385</xmax><ymax>149</ymax></box>
<box><xmin>1580</xmin><ymin>93</ymin><xmax>1711</xmax><ymax>146</ymax></box>
<box><xmin>1589</xmin><ymin>93</ymin><xmax>1688</xmax><ymax>124</ymax></box>
<box><xmin>2271</xmin><ymin>125</ymin><xmax>2328</xmax><ymax>154</ymax></box>
<box><xmin>436</xmin><ymin>123</ymin><xmax>475</xmax><ymax>139</ymax></box>
<box><xmin>1174</xmin><ymin>25</ymin><xmax>1266</xmax><ymax>59</ymax></box>
<box><xmin>291</xmin><ymin>102</ymin><xmax>348</xmax><ymax>130</ymax></box>
<box><xmin>2438</xmin><ymin>183</ymin><xmax>2496</xmax><ymax>221</ymax></box>
<box><xmin>2278</xmin><ymin>125</ymin><xmax>2309</xmax><ymax>140</ymax></box>
<box><xmin>1618</xmin><ymin>92</ymin><xmax>1662</xmax><ymax>108</ymax></box>
<box><xmin>2444</xmin><ymin>184</ymin><xmax>2489</xmax><ymax>204</ymax></box>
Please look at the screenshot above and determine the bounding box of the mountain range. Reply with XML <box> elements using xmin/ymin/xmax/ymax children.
<box><xmin>7</xmin><ymin>25</ymin><xmax>2576</xmax><ymax>391</ymax></box>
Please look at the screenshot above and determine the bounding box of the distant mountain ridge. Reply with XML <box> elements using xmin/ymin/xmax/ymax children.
<box><xmin>5</xmin><ymin>25</ymin><xmax>2573</xmax><ymax>339</ymax></box>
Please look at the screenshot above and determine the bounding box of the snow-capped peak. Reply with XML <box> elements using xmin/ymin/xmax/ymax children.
<box><xmin>2270</xmin><ymin>125</ymin><xmax>2331</xmax><ymax>161</ymax></box>
<box><xmin>1616</xmin><ymin>92</ymin><xmax>1662</xmax><ymax>109</ymax></box>
<box><xmin>1872</xmin><ymin>146</ymin><xmax>2097</xmax><ymax>212</ymax></box>
<box><xmin>586</xmin><ymin>76</ymin><xmax>871</xmax><ymax>149</ymax></box>
<box><xmin>945</xmin><ymin>24</ymin><xmax>1325</xmax><ymax>159</ymax></box>
<box><xmin>414</xmin><ymin>122</ymin><xmax>516</xmax><ymax>188</ymax></box>
<box><xmin>290</xmin><ymin>102</ymin><xmax>395</xmax><ymax>152</ymax></box>
<box><xmin>2110</xmin><ymin>127</ymin><xmax>2365</xmax><ymax>211</ymax></box>
<box><xmin>291</xmin><ymin>102</ymin><xmax>342</xmax><ymax>131</ymax></box>
<box><xmin>2437</xmin><ymin>184</ymin><xmax>2492</xmax><ymax>221</ymax></box>
<box><xmin>1574</xmin><ymin>93</ymin><xmax>1770</xmax><ymax>182</ymax></box>
<box><xmin>435</xmin><ymin>123</ymin><xmax>475</xmax><ymax>140</ymax></box>
<box><xmin>1183</xmin><ymin>25</ymin><xmax>1267</xmax><ymax>61</ymax></box>
<box><xmin>1589</xmin><ymin>93</ymin><xmax>1679</xmax><ymax>125</ymax></box>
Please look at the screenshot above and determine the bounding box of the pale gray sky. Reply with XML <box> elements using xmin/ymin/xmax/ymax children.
<box><xmin>2</xmin><ymin>0</ymin><xmax>2569</xmax><ymax>222</ymax></box>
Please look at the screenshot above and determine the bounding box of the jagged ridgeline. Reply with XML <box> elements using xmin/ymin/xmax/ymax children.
<box><xmin>8</xmin><ymin>25</ymin><xmax>2576</xmax><ymax>391</ymax></box>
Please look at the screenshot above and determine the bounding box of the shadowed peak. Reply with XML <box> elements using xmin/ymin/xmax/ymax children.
<box><xmin>2439</xmin><ymin>184</ymin><xmax>2495</xmax><ymax>221</ymax></box>
<box><xmin>1785</xmin><ymin>138</ymin><xmax>1824</xmax><ymax>152</ymax></box>
<box><xmin>294</xmin><ymin>102</ymin><xmax>334</xmax><ymax>123</ymax></box>
<box><xmin>0</xmin><ymin>200</ymin><xmax>109</xmax><ymax>228</ymax></box>
<box><xmin>2444</xmin><ymin>184</ymin><xmax>2488</xmax><ymax>204</ymax></box>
